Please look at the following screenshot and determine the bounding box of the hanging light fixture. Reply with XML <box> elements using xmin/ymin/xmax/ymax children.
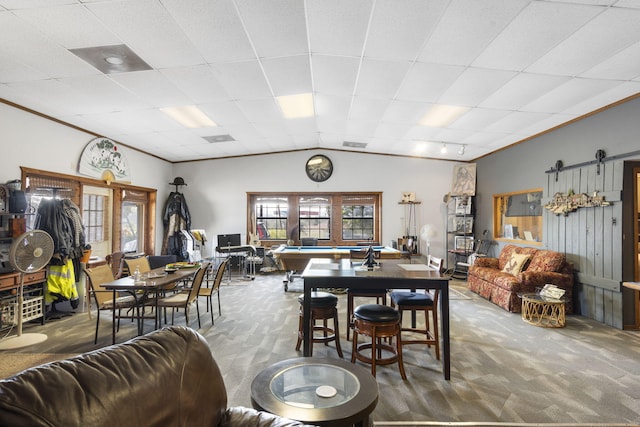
<box><xmin>440</xmin><ymin>144</ymin><xmax>447</xmax><ymax>154</ymax></box>
<box><xmin>458</xmin><ymin>145</ymin><xmax>466</xmax><ymax>155</ymax></box>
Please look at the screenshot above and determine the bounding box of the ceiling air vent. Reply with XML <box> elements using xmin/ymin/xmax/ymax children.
<box><xmin>343</xmin><ymin>141</ymin><xmax>367</xmax><ymax>149</ymax></box>
<box><xmin>203</xmin><ymin>135</ymin><xmax>235</xmax><ymax>143</ymax></box>
<box><xmin>69</xmin><ymin>44</ymin><xmax>152</xmax><ymax>74</ymax></box>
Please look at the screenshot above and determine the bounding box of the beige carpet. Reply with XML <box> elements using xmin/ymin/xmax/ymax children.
<box><xmin>0</xmin><ymin>353</ymin><xmax>75</xmax><ymax>378</ymax></box>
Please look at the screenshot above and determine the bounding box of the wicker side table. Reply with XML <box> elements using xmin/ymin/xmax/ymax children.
<box><xmin>519</xmin><ymin>293</ymin><xmax>567</xmax><ymax>328</ymax></box>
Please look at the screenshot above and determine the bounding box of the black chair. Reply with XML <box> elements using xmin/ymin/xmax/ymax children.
<box><xmin>148</xmin><ymin>255</ymin><xmax>178</xmax><ymax>270</ymax></box>
<box><xmin>389</xmin><ymin>256</ymin><xmax>442</xmax><ymax>361</ymax></box>
<box><xmin>346</xmin><ymin>248</ymin><xmax>385</xmax><ymax>341</ymax></box>
<box><xmin>300</xmin><ymin>237</ymin><xmax>317</xmax><ymax>246</ymax></box>
<box><xmin>295</xmin><ymin>291</ymin><xmax>343</xmax><ymax>358</ymax></box>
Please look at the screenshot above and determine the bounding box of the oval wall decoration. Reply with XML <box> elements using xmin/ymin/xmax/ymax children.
<box><xmin>78</xmin><ymin>138</ymin><xmax>131</xmax><ymax>183</ymax></box>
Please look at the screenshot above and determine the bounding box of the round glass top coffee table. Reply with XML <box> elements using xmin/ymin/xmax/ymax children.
<box><xmin>251</xmin><ymin>357</ymin><xmax>378</xmax><ymax>427</ymax></box>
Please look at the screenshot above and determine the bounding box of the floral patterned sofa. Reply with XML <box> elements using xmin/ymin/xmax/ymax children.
<box><xmin>467</xmin><ymin>244</ymin><xmax>574</xmax><ymax>313</ymax></box>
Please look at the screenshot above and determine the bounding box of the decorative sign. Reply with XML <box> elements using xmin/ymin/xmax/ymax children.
<box><xmin>78</xmin><ymin>138</ymin><xmax>131</xmax><ymax>183</ymax></box>
<box><xmin>544</xmin><ymin>191</ymin><xmax>611</xmax><ymax>216</ymax></box>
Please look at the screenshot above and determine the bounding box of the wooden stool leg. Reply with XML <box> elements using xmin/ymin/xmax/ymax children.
<box><xmin>396</xmin><ymin>325</ymin><xmax>407</xmax><ymax>380</ymax></box>
<box><xmin>333</xmin><ymin>307</ymin><xmax>344</xmax><ymax>358</ymax></box>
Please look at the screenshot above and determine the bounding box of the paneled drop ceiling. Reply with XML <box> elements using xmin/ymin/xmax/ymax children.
<box><xmin>1</xmin><ymin>0</ymin><xmax>639</xmax><ymax>163</ymax></box>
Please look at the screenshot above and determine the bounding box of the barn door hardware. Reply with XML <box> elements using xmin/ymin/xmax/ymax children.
<box><xmin>595</xmin><ymin>149</ymin><xmax>606</xmax><ymax>175</ymax></box>
<box><xmin>546</xmin><ymin>148</ymin><xmax>640</xmax><ymax>176</ymax></box>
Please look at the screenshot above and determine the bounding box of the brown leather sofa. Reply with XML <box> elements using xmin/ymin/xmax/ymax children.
<box><xmin>0</xmin><ymin>326</ymin><xmax>309</xmax><ymax>427</ymax></box>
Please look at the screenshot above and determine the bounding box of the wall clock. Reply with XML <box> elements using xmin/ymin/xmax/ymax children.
<box><xmin>305</xmin><ymin>154</ymin><xmax>333</xmax><ymax>182</ymax></box>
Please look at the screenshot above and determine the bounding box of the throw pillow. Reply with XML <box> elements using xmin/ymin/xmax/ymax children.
<box><xmin>501</xmin><ymin>253</ymin><xmax>531</xmax><ymax>275</ymax></box>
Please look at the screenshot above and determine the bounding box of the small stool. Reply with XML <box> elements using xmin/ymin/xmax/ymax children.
<box><xmin>295</xmin><ymin>291</ymin><xmax>343</xmax><ymax>358</ymax></box>
<box><xmin>351</xmin><ymin>304</ymin><xmax>406</xmax><ymax>379</ymax></box>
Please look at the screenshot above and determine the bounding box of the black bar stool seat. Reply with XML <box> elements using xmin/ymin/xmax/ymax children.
<box><xmin>295</xmin><ymin>291</ymin><xmax>343</xmax><ymax>358</ymax></box>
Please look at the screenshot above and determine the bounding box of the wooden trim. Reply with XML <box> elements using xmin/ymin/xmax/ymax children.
<box><xmin>577</xmin><ymin>272</ymin><xmax>621</xmax><ymax>292</ymax></box>
<box><xmin>20</xmin><ymin>166</ymin><xmax>157</xmax><ymax>255</ymax></box>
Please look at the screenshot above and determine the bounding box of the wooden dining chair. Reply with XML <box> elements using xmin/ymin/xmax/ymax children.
<box><xmin>346</xmin><ymin>248</ymin><xmax>385</xmax><ymax>341</ymax></box>
<box><xmin>123</xmin><ymin>257</ymin><xmax>151</xmax><ymax>277</ymax></box>
<box><xmin>389</xmin><ymin>255</ymin><xmax>442</xmax><ymax>360</ymax></box>
<box><xmin>198</xmin><ymin>258</ymin><xmax>228</xmax><ymax>324</ymax></box>
<box><xmin>157</xmin><ymin>262</ymin><xmax>209</xmax><ymax>328</ymax></box>
<box><xmin>84</xmin><ymin>264</ymin><xmax>137</xmax><ymax>344</ymax></box>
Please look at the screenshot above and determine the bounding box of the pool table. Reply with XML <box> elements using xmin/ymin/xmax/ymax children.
<box><xmin>271</xmin><ymin>245</ymin><xmax>402</xmax><ymax>290</ymax></box>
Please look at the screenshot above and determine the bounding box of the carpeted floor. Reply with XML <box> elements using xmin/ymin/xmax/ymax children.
<box><xmin>1</xmin><ymin>273</ymin><xmax>639</xmax><ymax>425</ymax></box>
<box><xmin>0</xmin><ymin>353</ymin><xmax>76</xmax><ymax>378</ymax></box>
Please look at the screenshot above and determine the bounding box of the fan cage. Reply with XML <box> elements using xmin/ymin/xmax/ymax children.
<box><xmin>9</xmin><ymin>230</ymin><xmax>54</xmax><ymax>273</ymax></box>
<box><xmin>1</xmin><ymin>296</ymin><xmax>43</xmax><ymax>326</ymax></box>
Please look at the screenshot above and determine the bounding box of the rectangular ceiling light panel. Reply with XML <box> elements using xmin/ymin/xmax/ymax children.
<box><xmin>161</xmin><ymin>106</ymin><xmax>217</xmax><ymax>128</ymax></box>
<box><xmin>419</xmin><ymin>104</ymin><xmax>469</xmax><ymax>127</ymax></box>
<box><xmin>276</xmin><ymin>93</ymin><xmax>315</xmax><ymax>119</ymax></box>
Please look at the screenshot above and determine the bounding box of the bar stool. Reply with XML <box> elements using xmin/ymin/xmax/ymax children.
<box><xmin>295</xmin><ymin>291</ymin><xmax>343</xmax><ymax>358</ymax></box>
<box><xmin>351</xmin><ymin>304</ymin><xmax>406</xmax><ymax>379</ymax></box>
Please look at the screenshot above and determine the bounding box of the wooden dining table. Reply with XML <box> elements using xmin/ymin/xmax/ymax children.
<box><xmin>102</xmin><ymin>266</ymin><xmax>197</xmax><ymax>344</ymax></box>
<box><xmin>301</xmin><ymin>258</ymin><xmax>451</xmax><ymax>380</ymax></box>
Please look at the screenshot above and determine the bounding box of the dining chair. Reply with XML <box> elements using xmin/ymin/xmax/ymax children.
<box><xmin>389</xmin><ymin>255</ymin><xmax>442</xmax><ymax>360</ymax></box>
<box><xmin>157</xmin><ymin>262</ymin><xmax>209</xmax><ymax>328</ymax></box>
<box><xmin>198</xmin><ymin>258</ymin><xmax>228</xmax><ymax>324</ymax></box>
<box><xmin>147</xmin><ymin>255</ymin><xmax>177</xmax><ymax>269</ymax></box>
<box><xmin>123</xmin><ymin>256</ymin><xmax>151</xmax><ymax>277</ymax></box>
<box><xmin>346</xmin><ymin>248</ymin><xmax>385</xmax><ymax>341</ymax></box>
<box><xmin>106</xmin><ymin>251</ymin><xmax>125</xmax><ymax>279</ymax></box>
<box><xmin>84</xmin><ymin>264</ymin><xmax>137</xmax><ymax>344</ymax></box>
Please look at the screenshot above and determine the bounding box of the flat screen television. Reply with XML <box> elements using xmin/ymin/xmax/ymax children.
<box><xmin>217</xmin><ymin>233</ymin><xmax>241</xmax><ymax>248</ymax></box>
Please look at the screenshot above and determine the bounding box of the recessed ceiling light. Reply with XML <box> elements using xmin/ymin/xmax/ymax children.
<box><xmin>276</xmin><ymin>93</ymin><xmax>314</xmax><ymax>119</ymax></box>
<box><xmin>70</xmin><ymin>44</ymin><xmax>152</xmax><ymax>74</ymax></box>
<box><xmin>104</xmin><ymin>56</ymin><xmax>124</xmax><ymax>65</ymax></box>
<box><xmin>420</xmin><ymin>104</ymin><xmax>469</xmax><ymax>127</ymax></box>
<box><xmin>161</xmin><ymin>106</ymin><xmax>217</xmax><ymax>128</ymax></box>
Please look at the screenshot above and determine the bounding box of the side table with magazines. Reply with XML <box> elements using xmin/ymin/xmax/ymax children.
<box><xmin>518</xmin><ymin>285</ymin><xmax>568</xmax><ymax>328</ymax></box>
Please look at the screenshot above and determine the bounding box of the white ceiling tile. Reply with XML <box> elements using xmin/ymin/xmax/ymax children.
<box><xmin>527</xmin><ymin>7</ymin><xmax>640</xmax><ymax>76</ymax></box>
<box><xmin>162</xmin><ymin>0</ymin><xmax>255</xmax><ymax>63</ymax></box>
<box><xmin>473</xmin><ymin>1</ymin><xmax>602</xmax><ymax>71</ymax></box>
<box><xmin>85</xmin><ymin>0</ymin><xmax>203</xmax><ymax>68</ymax></box>
<box><xmin>562</xmin><ymin>81</ymin><xmax>640</xmax><ymax>115</ymax></box>
<box><xmin>349</xmin><ymin>96</ymin><xmax>390</xmax><ymax>122</ymax></box>
<box><xmin>373</xmin><ymin>122</ymin><xmax>412</xmax><ymax>139</ymax></box>
<box><xmin>236</xmin><ymin>98</ymin><xmax>284</xmax><ymax>123</ymax></box>
<box><xmin>315</xmin><ymin>94</ymin><xmax>351</xmax><ymax>121</ymax></box>
<box><xmin>234</xmin><ymin>0</ymin><xmax>307</xmax><ymax>58</ymax></box>
<box><xmin>312</xmin><ymin>55</ymin><xmax>360</xmax><ymax>96</ymax></box>
<box><xmin>382</xmin><ymin>100</ymin><xmax>430</xmax><ymax>124</ymax></box>
<box><xmin>396</xmin><ymin>62</ymin><xmax>466</xmax><ymax>102</ymax></box>
<box><xmin>485</xmin><ymin>111</ymin><xmax>554</xmax><ymax>133</ymax></box>
<box><xmin>355</xmin><ymin>59</ymin><xmax>411</xmax><ymax>99</ymax></box>
<box><xmin>110</xmin><ymin>70</ymin><xmax>191</xmax><ymax>107</ymax></box>
<box><xmin>199</xmin><ymin>101</ymin><xmax>250</xmax><ymax>126</ymax></box>
<box><xmin>479</xmin><ymin>73</ymin><xmax>571</xmax><ymax>110</ymax></box>
<box><xmin>418</xmin><ymin>0</ymin><xmax>528</xmax><ymax>66</ymax></box>
<box><xmin>307</xmin><ymin>0</ymin><xmax>373</xmax><ymax>56</ymax></box>
<box><xmin>210</xmin><ymin>60</ymin><xmax>273</xmax><ymax>99</ymax></box>
<box><xmin>252</xmin><ymin>121</ymin><xmax>290</xmax><ymax>138</ymax></box>
<box><xmin>161</xmin><ymin>65</ymin><xmax>231</xmax><ymax>104</ymax></box>
<box><xmin>261</xmin><ymin>55</ymin><xmax>312</xmax><ymax>96</ymax></box>
<box><xmin>0</xmin><ymin>11</ymin><xmax>98</xmax><ymax>79</ymax></box>
<box><xmin>364</xmin><ymin>0</ymin><xmax>446</xmax><ymax>61</ymax></box>
<box><xmin>521</xmin><ymin>78</ymin><xmax>621</xmax><ymax>113</ymax></box>
<box><xmin>13</xmin><ymin>4</ymin><xmax>121</xmax><ymax>49</ymax></box>
<box><xmin>403</xmin><ymin>125</ymin><xmax>441</xmax><ymax>142</ymax></box>
<box><xmin>439</xmin><ymin>67</ymin><xmax>518</xmax><ymax>106</ymax></box>
<box><xmin>449</xmin><ymin>108</ymin><xmax>512</xmax><ymax>131</ymax></box>
<box><xmin>580</xmin><ymin>40</ymin><xmax>640</xmax><ymax>80</ymax></box>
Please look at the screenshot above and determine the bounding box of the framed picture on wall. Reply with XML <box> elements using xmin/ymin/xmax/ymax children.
<box><xmin>455</xmin><ymin>196</ymin><xmax>472</xmax><ymax>214</ymax></box>
<box><xmin>455</xmin><ymin>236</ymin><xmax>474</xmax><ymax>251</ymax></box>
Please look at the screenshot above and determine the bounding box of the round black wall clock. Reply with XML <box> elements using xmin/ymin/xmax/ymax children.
<box><xmin>305</xmin><ymin>154</ymin><xmax>333</xmax><ymax>182</ymax></box>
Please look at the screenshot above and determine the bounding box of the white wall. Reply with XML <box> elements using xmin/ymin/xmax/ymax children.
<box><xmin>173</xmin><ymin>150</ymin><xmax>457</xmax><ymax>259</ymax></box>
<box><xmin>0</xmin><ymin>102</ymin><xmax>175</xmax><ymax>253</ymax></box>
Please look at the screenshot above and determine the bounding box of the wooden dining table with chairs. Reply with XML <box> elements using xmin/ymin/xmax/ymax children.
<box><xmin>100</xmin><ymin>266</ymin><xmax>198</xmax><ymax>344</ymax></box>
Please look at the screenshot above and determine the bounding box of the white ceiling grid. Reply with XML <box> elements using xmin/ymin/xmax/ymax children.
<box><xmin>0</xmin><ymin>0</ymin><xmax>638</xmax><ymax>162</ymax></box>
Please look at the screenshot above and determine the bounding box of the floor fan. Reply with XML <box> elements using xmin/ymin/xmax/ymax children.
<box><xmin>0</xmin><ymin>230</ymin><xmax>54</xmax><ymax>350</ymax></box>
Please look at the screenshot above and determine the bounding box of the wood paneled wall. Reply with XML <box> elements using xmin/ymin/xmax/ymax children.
<box><xmin>544</xmin><ymin>159</ymin><xmax>624</xmax><ymax>329</ymax></box>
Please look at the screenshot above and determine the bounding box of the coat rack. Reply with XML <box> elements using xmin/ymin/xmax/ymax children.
<box><xmin>169</xmin><ymin>177</ymin><xmax>187</xmax><ymax>192</ymax></box>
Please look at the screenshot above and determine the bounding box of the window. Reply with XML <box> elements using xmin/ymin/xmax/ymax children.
<box><xmin>342</xmin><ymin>195</ymin><xmax>376</xmax><ymax>240</ymax></box>
<box><xmin>254</xmin><ymin>197</ymin><xmax>288</xmax><ymax>240</ymax></box>
<box><xmin>21</xmin><ymin>167</ymin><xmax>156</xmax><ymax>258</ymax></box>
<box><xmin>82</xmin><ymin>194</ymin><xmax>106</xmax><ymax>243</ymax></box>
<box><xmin>299</xmin><ymin>196</ymin><xmax>330</xmax><ymax>240</ymax></box>
<box><xmin>248</xmin><ymin>192</ymin><xmax>381</xmax><ymax>245</ymax></box>
<box><xmin>493</xmin><ymin>189</ymin><xmax>543</xmax><ymax>245</ymax></box>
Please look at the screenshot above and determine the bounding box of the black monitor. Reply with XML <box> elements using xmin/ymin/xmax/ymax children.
<box><xmin>217</xmin><ymin>233</ymin><xmax>241</xmax><ymax>248</ymax></box>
